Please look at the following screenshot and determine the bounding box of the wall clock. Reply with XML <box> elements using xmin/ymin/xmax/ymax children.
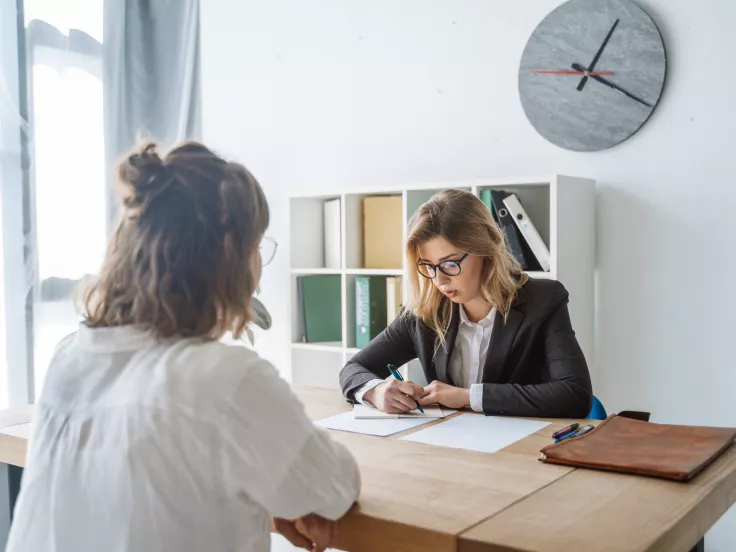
<box><xmin>518</xmin><ymin>0</ymin><xmax>666</xmax><ymax>152</ymax></box>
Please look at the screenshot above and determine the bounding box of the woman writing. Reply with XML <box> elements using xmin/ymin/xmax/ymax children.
<box><xmin>340</xmin><ymin>189</ymin><xmax>592</xmax><ymax>418</ymax></box>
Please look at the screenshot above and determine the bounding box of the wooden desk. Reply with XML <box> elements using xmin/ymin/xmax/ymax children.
<box><xmin>0</xmin><ymin>388</ymin><xmax>732</xmax><ymax>552</ymax></box>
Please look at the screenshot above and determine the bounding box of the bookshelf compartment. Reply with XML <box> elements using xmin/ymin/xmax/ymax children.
<box><xmin>290</xmin><ymin>196</ymin><xmax>342</xmax><ymax>270</ymax></box>
<box><xmin>291</xmin><ymin>348</ymin><xmax>343</xmax><ymax>390</ymax></box>
<box><xmin>477</xmin><ymin>183</ymin><xmax>551</xmax><ymax>255</ymax></box>
<box><xmin>290</xmin><ymin>273</ymin><xmax>343</xmax><ymax>345</ymax></box>
<box><xmin>345</xmin><ymin>274</ymin><xmax>402</xmax><ymax>350</ymax></box>
<box><xmin>344</xmin><ymin>193</ymin><xmax>403</xmax><ymax>270</ymax></box>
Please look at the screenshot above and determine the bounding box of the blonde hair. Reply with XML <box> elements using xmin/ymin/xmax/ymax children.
<box><xmin>404</xmin><ymin>189</ymin><xmax>527</xmax><ymax>349</ymax></box>
<box><xmin>82</xmin><ymin>141</ymin><xmax>269</xmax><ymax>340</ymax></box>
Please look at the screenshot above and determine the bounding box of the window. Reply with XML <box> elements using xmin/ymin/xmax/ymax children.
<box><xmin>24</xmin><ymin>0</ymin><xmax>104</xmax><ymax>394</ymax></box>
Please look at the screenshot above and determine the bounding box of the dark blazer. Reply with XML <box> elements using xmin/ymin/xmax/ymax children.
<box><xmin>339</xmin><ymin>278</ymin><xmax>592</xmax><ymax>418</ymax></box>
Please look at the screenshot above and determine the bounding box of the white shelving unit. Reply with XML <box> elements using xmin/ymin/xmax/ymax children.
<box><xmin>289</xmin><ymin>176</ymin><xmax>595</xmax><ymax>389</ymax></box>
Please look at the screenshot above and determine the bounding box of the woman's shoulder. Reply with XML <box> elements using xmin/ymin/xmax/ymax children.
<box><xmin>518</xmin><ymin>277</ymin><xmax>569</xmax><ymax>309</ymax></box>
<box><xmin>153</xmin><ymin>340</ymin><xmax>296</xmax><ymax>417</ymax></box>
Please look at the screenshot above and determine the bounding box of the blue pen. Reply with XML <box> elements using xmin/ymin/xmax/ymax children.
<box><xmin>387</xmin><ymin>364</ymin><xmax>425</xmax><ymax>414</ymax></box>
<box><xmin>553</xmin><ymin>431</ymin><xmax>577</xmax><ymax>444</ymax></box>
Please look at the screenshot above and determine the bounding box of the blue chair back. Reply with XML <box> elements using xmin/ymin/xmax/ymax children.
<box><xmin>588</xmin><ymin>396</ymin><xmax>607</xmax><ymax>420</ymax></box>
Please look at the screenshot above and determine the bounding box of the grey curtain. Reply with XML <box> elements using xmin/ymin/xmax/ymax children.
<box><xmin>102</xmin><ymin>0</ymin><xmax>201</xmax><ymax>232</ymax></box>
<box><xmin>0</xmin><ymin>0</ymin><xmax>35</xmax><ymax>405</ymax></box>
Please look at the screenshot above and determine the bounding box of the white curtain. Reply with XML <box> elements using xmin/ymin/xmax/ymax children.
<box><xmin>103</xmin><ymin>0</ymin><xmax>201</xmax><ymax>231</ymax></box>
<box><xmin>27</xmin><ymin>18</ymin><xmax>106</xmax><ymax>285</ymax></box>
<box><xmin>19</xmin><ymin>0</ymin><xmax>105</xmax><ymax>398</ymax></box>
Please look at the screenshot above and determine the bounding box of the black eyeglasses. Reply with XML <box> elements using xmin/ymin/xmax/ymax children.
<box><xmin>259</xmin><ymin>236</ymin><xmax>278</xmax><ymax>266</ymax></box>
<box><xmin>417</xmin><ymin>253</ymin><xmax>469</xmax><ymax>279</ymax></box>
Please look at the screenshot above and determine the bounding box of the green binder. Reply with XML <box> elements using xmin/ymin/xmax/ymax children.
<box><xmin>479</xmin><ymin>188</ymin><xmax>500</xmax><ymax>225</ymax></box>
<box><xmin>297</xmin><ymin>275</ymin><xmax>341</xmax><ymax>343</ymax></box>
<box><xmin>355</xmin><ymin>276</ymin><xmax>387</xmax><ymax>349</ymax></box>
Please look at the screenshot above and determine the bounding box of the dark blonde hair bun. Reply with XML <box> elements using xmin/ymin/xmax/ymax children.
<box><xmin>117</xmin><ymin>142</ymin><xmax>173</xmax><ymax>218</ymax></box>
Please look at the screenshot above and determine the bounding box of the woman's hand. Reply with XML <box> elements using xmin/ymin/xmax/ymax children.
<box><xmin>419</xmin><ymin>380</ymin><xmax>470</xmax><ymax>409</ymax></box>
<box><xmin>364</xmin><ymin>379</ymin><xmax>427</xmax><ymax>413</ymax></box>
<box><xmin>274</xmin><ymin>514</ymin><xmax>338</xmax><ymax>552</ymax></box>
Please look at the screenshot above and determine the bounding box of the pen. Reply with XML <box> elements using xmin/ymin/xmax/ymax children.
<box><xmin>569</xmin><ymin>424</ymin><xmax>595</xmax><ymax>438</ymax></box>
<box><xmin>555</xmin><ymin>424</ymin><xmax>594</xmax><ymax>443</ymax></box>
<box><xmin>553</xmin><ymin>430</ymin><xmax>578</xmax><ymax>444</ymax></box>
<box><xmin>387</xmin><ymin>364</ymin><xmax>425</xmax><ymax>414</ymax></box>
<box><xmin>552</xmin><ymin>423</ymin><xmax>579</xmax><ymax>440</ymax></box>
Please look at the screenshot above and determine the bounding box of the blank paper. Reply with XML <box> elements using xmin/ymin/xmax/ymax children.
<box><xmin>399</xmin><ymin>414</ymin><xmax>549</xmax><ymax>453</ymax></box>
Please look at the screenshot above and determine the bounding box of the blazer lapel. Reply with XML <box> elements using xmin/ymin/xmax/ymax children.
<box><xmin>434</xmin><ymin>303</ymin><xmax>460</xmax><ymax>385</ymax></box>
<box><xmin>482</xmin><ymin>293</ymin><xmax>526</xmax><ymax>384</ymax></box>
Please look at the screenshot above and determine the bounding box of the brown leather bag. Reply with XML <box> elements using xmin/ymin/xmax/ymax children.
<box><xmin>540</xmin><ymin>414</ymin><xmax>736</xmax><ymax>482</ymax></box>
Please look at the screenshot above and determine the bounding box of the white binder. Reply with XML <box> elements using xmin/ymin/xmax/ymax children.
<box><xmin>323</xmin><ymin>198</ymin><xmax>341</xmax><ymax>269</ymax></box>
<box><xmin>502</xmin><ymin>194</ymin><xmax>551</xmax><ymax>272</ymax></box>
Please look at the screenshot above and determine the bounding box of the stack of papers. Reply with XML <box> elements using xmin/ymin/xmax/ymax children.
<box><xmin>315</xmin><ymin>407</ymin><xmax>549</xmax><ymax>451</ymax></box>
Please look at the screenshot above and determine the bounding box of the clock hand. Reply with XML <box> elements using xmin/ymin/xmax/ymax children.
<box><xmin>530</xmin><ymin>70</ymin><xmax>613</xmax><ymax>75</ymax></box>
<box><xmin>577</xmin><ymin>18</ymin><xmax>620</xmax><ymax>91</ymax></box>
<box><xmin>571</xmin><ymin>63</ymin><xmax>652</xmax><ymax>108</ymax></box>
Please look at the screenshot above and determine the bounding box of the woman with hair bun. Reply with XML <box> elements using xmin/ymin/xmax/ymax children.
<box><xmin>8</xmin><ymin>141</ymin><xmax>360</xmax><ymax>552</ymax></box>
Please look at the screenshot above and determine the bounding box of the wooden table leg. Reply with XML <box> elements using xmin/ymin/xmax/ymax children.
<box><xmin>0</xmin><ymin>463</ymin><xmax>23</xmax><ymax>550</ymax></box>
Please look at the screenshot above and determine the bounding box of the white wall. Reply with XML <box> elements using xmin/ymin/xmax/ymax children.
<box><xmin>201</xmin><ymin>1</ymin><xmax>736</xmax><ymax>549</ymax></box>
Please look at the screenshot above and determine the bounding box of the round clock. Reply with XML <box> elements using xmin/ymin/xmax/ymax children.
<box><xmin>518</xmin><ymin>0</ymin><xmax>666</xmax><ymax>152</ymax></box>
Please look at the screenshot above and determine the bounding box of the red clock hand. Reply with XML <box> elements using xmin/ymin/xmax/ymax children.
<box><xmin>530</xmin><ymin>70</ymin><xmax>613</xmax><ymax>75</ymax></box>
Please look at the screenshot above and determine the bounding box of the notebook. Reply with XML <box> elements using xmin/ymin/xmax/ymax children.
<box><xmin>316</xmin><ymin>411</ymin><xmax>436</xmax><ymax>437</ymax></box>
<box><xmin>353</xmin><ymin>404</ymin><xmax>448</xmax><ymax>419</ymax></box>
<box><xmin>540</xmin><ymin>414</ymin><xmax>736</xmax><ymax>482</ymax></box>
<box><xmin>296</xmin><ymin>275</ymin><xmax>341</xmax><ymax>343</ymax></box>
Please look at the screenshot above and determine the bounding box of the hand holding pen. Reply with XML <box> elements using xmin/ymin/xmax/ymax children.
<box><xmin>362</xmin><ymin>364</ymin><xmax>426</xmax><ymax>414</ymax></box>
<box><xmin>388</xmin><ymin>365</ymin><xmax>425</xmax><ymax>414</ymax></box>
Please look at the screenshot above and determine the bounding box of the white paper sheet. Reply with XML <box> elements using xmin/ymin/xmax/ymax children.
<box><xmin>352</xmin><ymin>404</ymin><xmax>447</xmax><ymax>419</ymax></box>
<box><xmin>399</xmin><ymin>414</ymin><xmax>549</xmax><ymax>453</ymax></box>
<box><xmin>315</xmin><ymin>411</ymin><xmax>437</xmax><ymax>437</ymax></box>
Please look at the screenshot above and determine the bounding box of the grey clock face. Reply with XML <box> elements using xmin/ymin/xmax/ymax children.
<box><xmin>519</xmin><ymin>0</ymin><xmax>666</xmax><ymax>152</ymax></box>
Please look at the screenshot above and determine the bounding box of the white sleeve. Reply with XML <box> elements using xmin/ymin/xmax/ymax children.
<box><xmin>220</xmin><ymin>358</ymin><xmax>360</xmax><ymax>520</ymax></box>
<box><xmin>470</xmin><ymin>383</ymin><xmax>484</xmax><ymax>413</ymax></box>
<box><xmin>353</xmin><ymin>379</ymin><xmax>385</xmax><ymax>406</ymax></box>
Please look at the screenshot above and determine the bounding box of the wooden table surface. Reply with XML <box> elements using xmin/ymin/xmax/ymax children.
<box><xmin>1</xmin><ymin>387</ymin><xmax>734</xmax><ymax>552</ymax></box>
<box><xmin>0</xmin><ymin>405</ymin><xmax>33</xmax><ymax>469</ymax></box>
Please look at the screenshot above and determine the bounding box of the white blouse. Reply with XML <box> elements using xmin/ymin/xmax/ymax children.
<box><xmin>355</xmin><ymin>306</ymin><xmax>496</xmax><ymax>412</ymax></box>
<box><xmin>7</xmin><ymin>324</ymin><xmax>360</xmax><ymax>552</ymax></box>
<box><xmin>450</xmin><ymin>306</ymin><xmax>496</xmax><ymax>410</ymax></box>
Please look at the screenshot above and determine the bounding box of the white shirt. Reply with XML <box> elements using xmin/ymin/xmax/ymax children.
<box><xmin>7</xmin><ymin>324</ymin><xmax>360</xmax><ymax>552</ymax></box>
<box><xmin>355</xmin><ymin>306</ymin><xmax>496</xmax><ymax>413</ymax></box>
